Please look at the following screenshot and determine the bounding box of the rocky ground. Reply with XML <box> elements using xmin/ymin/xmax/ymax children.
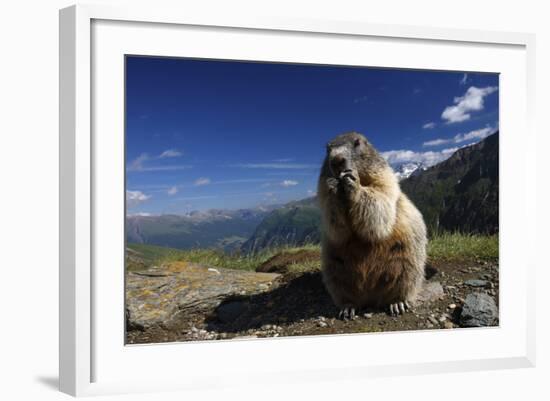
<box><xmin>126</xmin><ymin>252</ymin><xmax>499</xmax><ymax>344</ymax></box>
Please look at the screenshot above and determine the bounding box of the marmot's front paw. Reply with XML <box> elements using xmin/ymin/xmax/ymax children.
<box><xmin>326</xmin><ymin>177</ymin><xmax>339</xmax><ymax>195</ymax></box>
<box><xmin>388</xmin><ymin>301</ymin><xmax>411</xmax><ymax>316</ymax></box>
<box><xmin>340</xmin><ymin>170</ymin><xmax>359</xmax><ymax>194</ymax></box>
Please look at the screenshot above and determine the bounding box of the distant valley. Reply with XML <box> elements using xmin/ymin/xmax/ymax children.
<box><xmin>126</xmin><ymin>206</ymin><xmax>277</xmax><ymax>251</ymax></box>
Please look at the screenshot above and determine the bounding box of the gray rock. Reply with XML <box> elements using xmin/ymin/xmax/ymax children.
<box><xmin>126</xmin><ymin>261</ymin><xmax>279</xmax><ymax>329</ymax></box>
<box><xmin>464</xmin><ymin>279</ymin><xmax>488</xmax><ymax>287</ymax></box>
<box><xmin>459</xmin><ymin>293</ymin><xmax>498</xmax><ymax>327</ymax></box>
<box><xmin>417</xmin><ymin>281</ymin><xmax>445</xmax><ymax>303</ymax></box>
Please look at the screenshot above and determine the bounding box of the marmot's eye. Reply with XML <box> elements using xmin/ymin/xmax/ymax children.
<box><xmin>354</xmin><ymin>139</ymin><xmax>361</xmax><ymax>148</ymax></box>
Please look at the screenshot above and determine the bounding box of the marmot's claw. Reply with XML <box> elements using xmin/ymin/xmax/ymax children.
<box><xmin>338</xmin><ymin>306</ymin><xmax>356</xmax><ymax>320</ymax></box>
<box><xmin>389</xmin><ymin>301</ymin><xmax>410</xmax><ymax>316</ymax></box>
<box><xmin>341</xmin><ymin>176</ymin><xmax>358</xmax><ymax>193</ymax></box>
<box><xmin>341</xmin><ymin>170</ymin><xmax>357</xmax><ymax>181</ymax></box>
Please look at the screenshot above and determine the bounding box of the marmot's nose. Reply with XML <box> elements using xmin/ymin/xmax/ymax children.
<box><xmin>331</xmin><ymin>155</ymin><xmax>351</xmax><ymax>173</ymax></box>
<box><xmin>331</xmin><ymin>155</ymin><xmax>346</xmax><ymax>169</ymax></box>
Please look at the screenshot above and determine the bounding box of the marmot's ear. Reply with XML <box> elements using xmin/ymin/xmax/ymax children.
<box><xmin>354</xmin><ymin>138</ymin><xmax>361</xmax><ymax>148</ymax></box>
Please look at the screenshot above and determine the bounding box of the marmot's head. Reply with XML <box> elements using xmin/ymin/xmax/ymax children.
<box><xmin>324</xmin><ymin>132</ymin><xmax>386</xmax><ymax>179</ymax></box>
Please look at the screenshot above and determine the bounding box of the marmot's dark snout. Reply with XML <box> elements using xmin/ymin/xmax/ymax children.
<box><xmin>330</xmin><ymin>154</ymin><xmax>352</xmax><ymax>177</ymax></box>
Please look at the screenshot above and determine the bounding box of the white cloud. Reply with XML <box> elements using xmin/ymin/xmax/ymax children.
<box><xmin>382</xmin><ymin>147</ymin><xmax>458</xmax><ymax>167</ymax></box>
<box><xmin>167</xmin><ymin>186</ymin><xmax>178</xmax><ymax>195</ymax></box>
<box><xmin>126</xmin><ymin>190</ymin><xmax>151</xmax><ymax>208</ymax></box>
<box><xmin>127</xmin><ymin>152</ymin><xmax>191</xmax><ymax>172</ymax></box>
<box><xmin>272</xmin><ymin>158</ymin><xmax>294</xmax><ymax>162</ymax></box>
<box><xmin>307</xmin><ymin>189</ymin><xmax>316</xmax><ymax>196</ymax></box>
<box><xmin>441</xmin><ymin>86</ymin><xmax>498</xmax><ymax>123</ymax></box>
<box><xmin>453</xmin><ymin>126</ymin><xmax>493</xmax><ymax>143</ymax></box>
<box><xmin>159</xmin><ymin>149</ymin><xmax>182</xmax><ymax>158</ymax></box>
<box><xmin>194</xmin><ymin>177</ymin><xmax>211</xmax><ymax>186</ymax></box>
<box><xmin>128</xmin><ymin>153</ymin><xmax>150</xmax><ymax>171</ymax></box>
<box><xmin>423</xmin><ymin>126</ymin><xmax>494</xmax><ymax>147</ymax></box>
<box><xmin>423</xmin><ymin>138</ymin><xmax>450</xmax><ymax>147</ymax></box>
<box><xmin>460</xmin><ymin>73</ymin><xmax>468</xmax><ymax>85</ymax></box>
<box><xmin>127</xmin><ymin>212</ymin><xmax>153</xmax><ymax>217</ymax></box>
<box><xmin>423</xmin><ymin>122</ymin><xmax>436</xmax><ymax>129</ymax></box>
<box><xmin>280</xmin><ymin>180</ymin><xmax>298</xmax><ymax>187</ymax></box>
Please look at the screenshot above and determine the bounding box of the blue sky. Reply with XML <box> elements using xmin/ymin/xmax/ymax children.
<box><xmin>126</xmin><ymin>56</ymin><xmax>499</xmax><ymax>215</ymax></box>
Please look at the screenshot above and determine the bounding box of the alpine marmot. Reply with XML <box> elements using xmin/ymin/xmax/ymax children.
<box><xmin>318</xmin><ymin>132</ymin><xmax>427</xmax><ymax>319</ymax></box>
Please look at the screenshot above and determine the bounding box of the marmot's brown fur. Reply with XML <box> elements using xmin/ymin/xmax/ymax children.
<box><xmin>318</xmin><ymin>132</ymin><xmax>427</xmax><ymax>318</ymax></box>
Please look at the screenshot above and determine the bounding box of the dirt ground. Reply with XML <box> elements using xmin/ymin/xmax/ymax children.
<box><xmin>126</xmin><ymin>258</ymin><xmax>499</xmax><ymax>344</ymax></box>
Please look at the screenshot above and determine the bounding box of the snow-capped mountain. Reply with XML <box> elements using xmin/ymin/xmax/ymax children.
<box><xmin>392</xmin><ymin>162</ymin><xmax>428</xmax><ymax>181</ymax></box>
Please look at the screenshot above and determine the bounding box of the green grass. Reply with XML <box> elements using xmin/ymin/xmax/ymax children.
<box><xmin>427</xmin><ymin>233</ymin><xmax>498</xmax><ymax>263</ymax></box>
<box><xmin>126</xmin><ymin>242</ymin><xmax>320</xmax><ymax>272</ymax></box>
<box><xmin>127</xmin><ymin>233</ymin><xmax>498</xmax><ymax>273</ymax></box>
<box><xmin>126</xmin><ymin>243</ymin><xmax>187</xmax><ymax>262</ymax></box>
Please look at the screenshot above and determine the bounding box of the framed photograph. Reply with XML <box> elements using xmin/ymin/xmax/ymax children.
<box><xmin>59</xmin><ymin>4</ymin><xmax>536</xmax><ymax>396</ymax></box>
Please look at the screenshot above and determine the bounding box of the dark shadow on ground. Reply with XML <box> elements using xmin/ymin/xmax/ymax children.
<box><xmin>205</xmin><ymin>271</ymin><xmax>339</xmax><ymax>333</ymax></box>
<box><xmin>206</xmin><ymin>264</ymin><xmax>442</xmax><ymax>333</ymax></box>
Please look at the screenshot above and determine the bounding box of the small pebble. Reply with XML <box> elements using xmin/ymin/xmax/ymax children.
<box><xmin>318</xmin><ymin>321</ymin><xmax>328</xmax><ymax>328</ymax></box>
<box><xmin>364</xmin><ymin>313</ymin><xmax>373</xmax><ymax>319</ymax></box>
<box><xmin>444</xmin><ymin>321</ymin><xmax>454</xmax><ymax>329</ymax></box>
<box><xmin>428</xmin><ymin>316</ymin><xmax>439</xmax><ymax>325</ymax></box>
<box><xmin>448</xmin><ymin>303</ymin><xmax>457</xmax><ymax>309</ymax></box>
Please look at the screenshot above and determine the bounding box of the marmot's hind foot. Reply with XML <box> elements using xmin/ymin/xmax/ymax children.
<box><xmin>388</xmin><ymin>301</ymin><xmax>411</xmax><ymax>316</ymax></box>
<box><xmin>338</xmin><ymin>306</ymin><xmax>356</xmax><ymax>320</ymax></box>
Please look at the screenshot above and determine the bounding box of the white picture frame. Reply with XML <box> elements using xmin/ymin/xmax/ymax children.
<box><xmin>59</xmin><ymin>4</ymin><xmax>536</xmax><ymax>397</ymax></box>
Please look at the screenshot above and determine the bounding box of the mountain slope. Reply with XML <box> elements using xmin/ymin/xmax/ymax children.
<box><xmin>126</xmin><ymin>207</ymin><xmax>275</xmax><ymax>251</ymax></box>
<box><xmin>400</xmin><ymin>132</ymin><xmax>499</xmax><ymax>235</ymax></box>
<box><xmin>393</xmin><ymin>161</ymin><xmax>428</xmax><ymax>180</ymax></box>
<box><xmin>241</xmin><ymin>197</ymin><xmax>321</xmax><ymax>253</ymax></box>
